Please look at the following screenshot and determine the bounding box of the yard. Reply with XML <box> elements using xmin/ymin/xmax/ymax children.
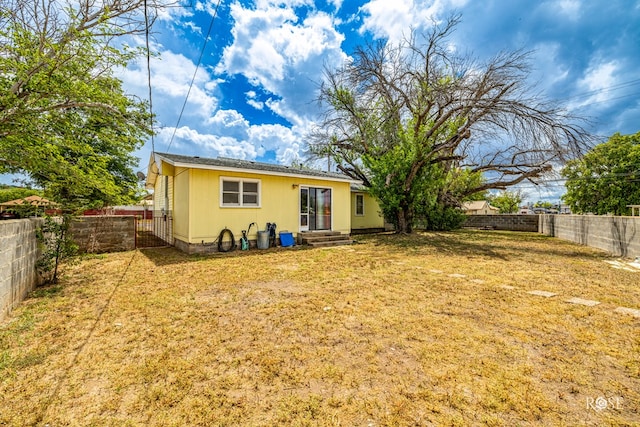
<box><xmin>1</xmin><ymin>230</ymin><xmax>639</xmax><ymax>426</ymax></box>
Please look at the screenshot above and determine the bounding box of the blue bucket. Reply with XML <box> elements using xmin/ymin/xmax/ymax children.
<box><xmin>279</xmin><ymin>232</ymin><xmax>294</xmax><ymax>247</ymax></box>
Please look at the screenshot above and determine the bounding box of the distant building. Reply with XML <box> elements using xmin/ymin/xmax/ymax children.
<box><xmin>519</xmin><ymin>206</ymin><xmax>533</xmax><ymax>215</ymax></box>
<box><xmin>559</xmin><ymin>204</ymin><xmax>572</xmax><ymax>214</ymax></box>
<box><xmin>462</xmin><ymin>200</ymin><xmax>500</xmax><ymax>215</ymax></box>
<box><xmin>519</xmin><ymin>204</ymin><xmax>571</xmax><ymax>215</ymax></box>
<box><xmin>0</xmin><ymin>195</ymin><xmax>57</xmax><ymax>218</ymax></box>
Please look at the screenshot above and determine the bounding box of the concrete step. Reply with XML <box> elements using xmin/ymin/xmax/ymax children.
<box><xmin>299</xmin><ymin>231</ymin><xmax>353</xmax><ymax>247</ymax></box>
<box><xmin>301</xmin><ymin>234</ymin><xmax>351</xmax><ymax>244</ymax></box>
<box><xmin>299</xmin><ymin>231</ymin><xmax>341</xmax><ymax>238</ymax></box>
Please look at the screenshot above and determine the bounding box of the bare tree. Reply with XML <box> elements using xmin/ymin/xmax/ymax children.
<box><xmin>310</xmin><ymin>15</ymin><xmax>593</xmax><ymax>233</ymax></box>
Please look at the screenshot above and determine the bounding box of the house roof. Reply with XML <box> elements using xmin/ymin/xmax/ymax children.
<box><xmin>0</xmin><ymin>195</ymin><xmax>55</xmax><ymax>207</ymax></box>
<box><xmin>148</xmin><ymin>152</ymin><xmax>358</xmax><ymax>187</ymax></box>
<box><xmin>462</xmin><ymin>200</ymin><xmax>498</xmax><ymax>211</ymax></box>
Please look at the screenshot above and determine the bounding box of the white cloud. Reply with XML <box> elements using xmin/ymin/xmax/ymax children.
<box><xmin>216</xmin><ymin>3</ymin><xmax>296</xmax><ymax>86</ymax></box>
<box><xmin>246</xmin><ymin>37</ymin><xmax>287</xmax><ymax>82</ymax></box>
<box><xmin>193</xmin><ymin>0</ymin><xmax>223</xmax><ymax>17</ymax></box>
<box><xmin>120</xmin><ymin>27</ymin><xmax>314</xmax><ymax>165</ymax></box>
<box><xmin>571</xmin><ymin>60</ymin><xmax>619</xmax><ymax>108</ymax></box>
<box><xmin>279</xmin><ymin>142</ymin><xmax>303</xmax><ymax>165</ymax></box>
<box><xmin>558</xmin><ymin>0</ymin><xmax>581</xmax><ymax>19</ymax></box>
<box><xmin>155</xmin><ymin>0</ymin><xmax>194</xmax><ymax>22</ymax></box>
<box><xmin>181</xmin><ymin>20</ymin><xmax>202</xmax><ymax>35</ymax></box>
<box><xmin>359</xmin><ymin>0</ymin><xmax>469</xmax><ymax>42</ymax></box>
<box><xmin>121</xmin><ymin>49</ymin><xmax>218</xmax><ymax>124</ymax></box>
<box><xmin>245</xmin><ymin>91</ymin><xmax>265</xmax><ymax>110</ymax></box>
<box><xmin>328</xmin><ymin>0</ymin><xmax>344</xmax><ymax>10</ymax></box>
<box><xmin>207</xmin><ymin>109</ymin><xmax>250</xmax><ymax>138</ymax></box>
<box><xmin>247</xmin><ymin>99</ymin><xmax>265</xmax><ymax>110</ymax></box>
<box><xmin>531</xmin><ymin>42</ymin><xmax>570</xmax><ymax>90</ymax></box>
<box><xmin>248</xmin><ymin>122</ymin><xmax>306</xmax><ymax>163</ymax></box>
<box><xmin>121</xmin><ymin>1</ymin><xmax>350</xmax><ymax>166</ymax></box>
<box><xmin>156</xmin><ymin>126</ymin><xmax>258</xmax><ymax>159</ymax></box>
<box><xmin>264</xmin><ymin>97</ymin><xmax>313</xmax><ymax>128</ymax></box>
<box><xmin>254</xmin><ymin>0</ymin><xmax>314</xmax><ymax>8</ymax></box>
<box><xmin>359</xmin><ymin>0</ymin><xmax>422</xmax><ymax>41</ymax></box>
<box><xmin>216</xmin><ymin>1</ymin><xmax>347</xmax><ymax>124</ymax></box>
<box><xmin>580</xmin><ymin>61</ymin><xmax>617</xmax><ymax>92</ymax></box>
<box><xmin>154</xmin><ymin>118</ymin><xmax>306</xmax><ymax>165</ymax></box>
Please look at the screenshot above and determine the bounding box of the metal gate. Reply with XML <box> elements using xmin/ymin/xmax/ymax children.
<box><xmin>135</xmin><ymin>211</ymin><xmax>173</xmax><ymax>248</ymax></box>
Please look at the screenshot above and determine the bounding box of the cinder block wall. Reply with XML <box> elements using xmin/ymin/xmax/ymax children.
<box><xmin>70</xmin><ymin>216</ymin><xmax>135</xmax><ymax>253</ymax></box>
<box><xmin>539</xmin><ymin>214</ymin><xmax>640</xmax><ymax>258</ymax></box>
<box><xmin>463</xmin><ymin>215</ymin><xmax>539</xmax><ymax>232</ymax></box>
<box><xmin>0</xmin><ymin>219</ymin><xmax>42</xmax><ymax>322</ymax></box>
<box><xmin>0</xmin><ymin>216</ymin><xmax>135</xmax><ymax>322</ymax></box>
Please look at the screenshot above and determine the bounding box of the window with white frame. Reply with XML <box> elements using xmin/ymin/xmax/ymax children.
<box><xmin>355</xmin><ymin>193</ymin><xmax>364</xmax><ymax>216</ymax></box>
<box><xmin>221</xmin><ymin>177</ymin><xmax>260</xmax><ymax>207</ymax></box>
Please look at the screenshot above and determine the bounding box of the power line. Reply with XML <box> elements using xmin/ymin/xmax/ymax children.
<box><xmin>165</xmin><ymin>0</ymin><xmax>222</xmax><ymax>154</ymax></box>
<box><xmin>571</xmin><ymin>91</ymin><xmax>640</xmax><ymax>108</ymax></box>
<box><xmin>144</xmin><ymin>0</ymin><xmax>155</xmax><ymax>155</ymax></box>
<box><xmin>559</xmin><ymin>78</ymin><xmax>640</xmax><ymax>103</ymax></box>
<box><xmin>490</xmin><ymin>171</ymin><xmax>640</xmax><ymax>190</ymax></box>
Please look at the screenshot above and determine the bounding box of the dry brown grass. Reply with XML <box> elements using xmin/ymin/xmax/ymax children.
<box><xmin>1</xmin><ymin>230</ymin><xmax>639</xmax><ymax>426</ymax></box>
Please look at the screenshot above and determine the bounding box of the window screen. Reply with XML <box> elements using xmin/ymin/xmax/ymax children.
<box><xmin>355</xmin><ymin>194</ymin><xmax>364</xmax><ymax>216</ymax></box>
<box><xmin>221</xmin><ymin>178</ymin><xmax>260</xmax><ymax>207</ymax></box>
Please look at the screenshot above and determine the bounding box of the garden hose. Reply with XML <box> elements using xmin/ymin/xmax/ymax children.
<box><xmin>217</xmin><ymin>228</ymin><xmax>235</xmax><ymax>252</ymax></box>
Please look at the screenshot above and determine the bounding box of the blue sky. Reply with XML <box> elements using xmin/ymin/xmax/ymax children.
<box><xmin>7</xmin><ymin>0</ymin><xmax>640</xmax><ymax>203</ymax></box>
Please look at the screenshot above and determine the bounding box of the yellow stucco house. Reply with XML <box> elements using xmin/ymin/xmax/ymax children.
<box><xmin>146</xmin><ymin>152</ymin><xmax>380</xmax><ymax>253</ymax></box>
<box><xmin>350</xmin><ymin>185</ymin><xmax>386</xmax><ymax>233</ymax></box>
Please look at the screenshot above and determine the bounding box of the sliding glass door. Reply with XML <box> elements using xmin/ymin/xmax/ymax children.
<box><xmin>300</xmin><ymin>187</ymin><xmax>332</xmax><ymax>231</ymax></box>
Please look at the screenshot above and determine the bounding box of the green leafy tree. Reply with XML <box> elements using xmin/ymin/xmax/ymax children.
<box><xmin>444</xmin><ymin>168</ymin><xmax>489</xmax><ymax>203</ymax></box>
<box><xmin>533</xmin><ymin>201</ymin><xmax>554</xmax><ymax>209</ymax></box>
<box><xmin>310</xmin><ymin>15</ymin><xmax>592</xmax><ymax>233</ymax></box>
<box><xmin>488</xmin><ymin>190</ymin><xmax>525</xmax><ymax>214</ymax></box>
<box><xmin>413</xmin><ymin>167</ymin><xmax>483</xmax><ymax>230</ymax></box>
<box><xmin>36</xmin><ymin>215</ymin><xmax>78</xmax><ymax>284</ymax></box>
<box><xmin>562</xmin><ymin>132</ymin><xmax>640</xmax><ymax>215</ymax></box>
<box><xmin>0</xmin><ymin>0</ymin><xmax>155</xmax><ymax>208</ymax></box>
<box><xmin>0</xmin><ymin>187</ymin><xmax>42</xmax><ymax>204</ymax></box>
<box><xmin>0</xmin><ymin>0</ymin><xmax>158</xmax><ymax>282</ymax></box>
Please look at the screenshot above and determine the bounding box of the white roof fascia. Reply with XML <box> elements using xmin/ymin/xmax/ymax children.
<box><xmin>157</xmin><ymin>154</ymin><xmax>359</xmax><ymax>184</ymax></box>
